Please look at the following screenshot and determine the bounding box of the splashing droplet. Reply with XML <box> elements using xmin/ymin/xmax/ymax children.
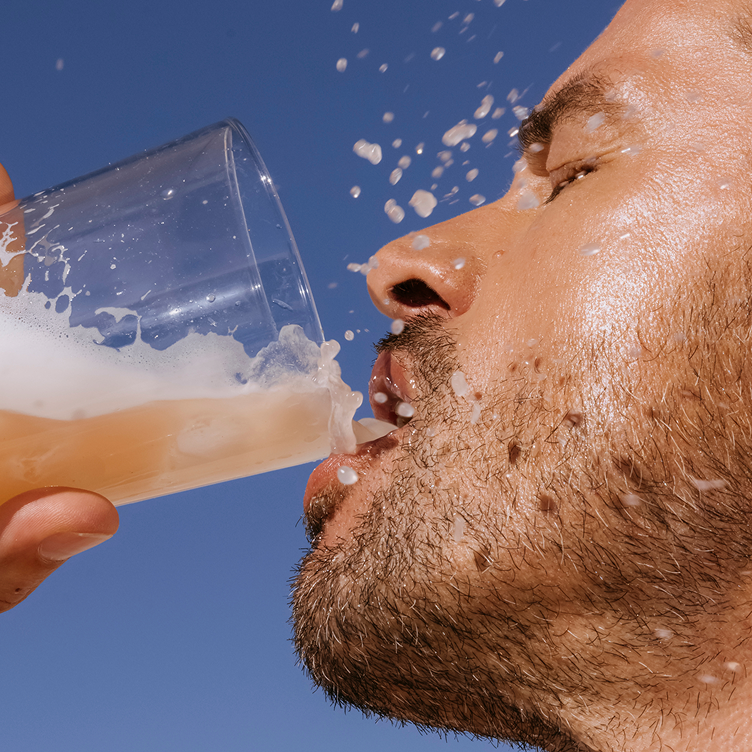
<box><xmin>336</xmin><ymin>58</ymin><xmax>347</xmax><ymax>72</ymax></box>
<box><xmin>469</xmin><ymin>194</ymin><xmax>486</xmax><ymax>206</ymax></box>
<box><xmin>350</xmin><ymin>186</ymin><xmax>361</xmax><ymax>198</ymax></box>
<box><xmin>384</xmin><ymin>199</ymin><xmax>405</xmax><ymax>223</ymax></box>
<box><xmin>409</xmin><ymin>189</ymin><xmax>438</xmax><ymax>218</ymax></box>
<box><xmin>443</xmin><ymin>121</ymin><xmax>477</xmax><ymax>146</ymax></box>
<box><xmin>431</xmin><ymin>47</ymin><xmax>446</xmax><ymax>61</ymax></box>
<box><xmin>353</xmin><ymin>139</ymin><xmax>382</xmax><ymax>164</ymax></box>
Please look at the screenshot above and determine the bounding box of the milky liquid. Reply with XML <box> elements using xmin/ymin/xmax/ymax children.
<box><xmin>0</xmin><ymin>383</ymin><xmax>341</xmax><ymax>505</ymax></box>
<box><xmin>0</xmin><ymin>213</ymin><xmax>362</xmax><ymax>506</ymax></box>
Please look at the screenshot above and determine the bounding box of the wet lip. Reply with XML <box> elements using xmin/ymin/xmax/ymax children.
<box><xmin>368</xmin><ymin>350</ymin><xmax>415</xmax><ymax>426</ymax></box>
<box><xmin>303</xmin><ymin>350</ymin><xmax>415</xmax><ymax>526</ymax></box>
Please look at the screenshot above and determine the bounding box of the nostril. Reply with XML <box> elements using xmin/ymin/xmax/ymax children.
<box><xmin>390</xmin><ymin>278</ymin><xmax>450</xmax><ymax>310</ymax></box>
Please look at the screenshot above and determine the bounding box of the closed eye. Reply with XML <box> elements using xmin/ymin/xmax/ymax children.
<box><xmin>546</xmin><ymin>156</ymin><xmax>599</xmax><ymax>203</ymax></box>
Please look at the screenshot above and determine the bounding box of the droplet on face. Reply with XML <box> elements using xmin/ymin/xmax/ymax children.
<box><xmin>474</xmin><ymin>94</ymin><xmax>494</xmax><ymax>119</ymax></box>
<box><xmin>409</xmin><ymin>189</ymin><xmax>438</xmax><ymax>218</ymax></box>
<box><xmin>469</xmin><ymin>194</ymin><xmax>486</xmax><ymax>206</ymax></box>
<box><xmin>453</xmin><ymin>257</ymin><xmax>466</xmax><ymax>270</ymax></box>
<box><xmin>586</xmin><ymin>112</ymin><xmax>605</xmax><ymax>132</ymax></box>
<box><xmin>453</xmin><ymin>516</ymin><xmax>466</xmax><ymax>542</ymax></box>
<box><xmin>396</xmin><ymin>401</ymin><xmax>415</xmax><ymax>418</ymax></box>
<box><xmin>494</xmin><ymin>51</ymin><xmax>504</xmax><ymax>63</ymax></box>
<box><xmin>337</xmin><ymin>465</ymin><xmax>359</xmax><ymax>485</ymax></box>
<box><xmin>579</xmin><ymin>242</ymin><xmax>601</xmax><ymax>256</ymax></box>
<box><xmin>517</xmin><ymin>190</ymin><xmax>540</xmax><ymax>211</ymax></box>
<box><xmin>431</xmin><ymin>47</ymin><xmax>446</xmax><ymax>61</ymax></box>
<box><xmin>412</xmin><ymin>234</ymin><xmax>431</xmax><ymax>250</ymax></box>
<box><xmin>350</xmin><ymin>185</ymin><xmax>361</xmax><ymax>198</ymax></box>
<box><xmin>691</xmin><ymin>477</ymin><xmax>726</xmax><ymax>492</ymax></box>
<box><xmin>391</xmin><ymin>318</ymin><xmax>405</xmax><ymax>335</ymax></box>
<box><xmin>384</xmin><ymin>199</ymin><xmax>405</xmax><ymax>223</ymax></box>
<box><xmin>353</xmin><ymin>139</ymin><xmax>382</xmax><ymax>164</ymax></box>
<box><xmin>451</xmin><ymin>370</ymin><xmax>469</xmax><ymax>397</ymax></box>
<box><xmin>336</xmin><ymin>58</ymin><xmax>348</xmax><ymax>72</ymax></box>
<box><xmin>442</xmin><ymin>121</ymin><xmax>477</xmax><ymax>146</ymax></box>
<box><xmin>373</xmin><ymin>391</ymin><xmax>388</xmax><ymax>404</ymax></box>
<box><xmin>389</xmin><ymin>168</ymin><xmax>403</xmax><ymax>185</ymax></box>
<box><xmin>398</xmin><ymin>155</ymin><xmax>412</xmax><ymax>169</ymax></box>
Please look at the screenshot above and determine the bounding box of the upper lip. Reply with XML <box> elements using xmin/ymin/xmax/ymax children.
<box><xmin>368</xmin><ymin>350</ymin><xmax>415</xmax><ymax>427</ymax></box>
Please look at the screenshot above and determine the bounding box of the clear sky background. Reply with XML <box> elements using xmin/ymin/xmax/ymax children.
<box><xmin>0</xmin><ymin>2</ymin><xmax>620</xmax><ymax>750</ymax></box>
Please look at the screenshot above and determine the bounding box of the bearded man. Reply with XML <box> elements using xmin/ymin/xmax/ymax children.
<box><xmin>292</xmin><ymin>1</ymin><xmax>752</xmax><ymax>750</ymax></box>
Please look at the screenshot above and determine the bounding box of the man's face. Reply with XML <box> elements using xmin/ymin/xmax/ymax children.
<box><xmin>293</xmin><ymin>1</ymin><xmax>752</xmax><ymax>749</ymax></box>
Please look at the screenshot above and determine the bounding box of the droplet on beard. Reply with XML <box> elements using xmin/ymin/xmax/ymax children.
<box><xmin>453</xmin><ymin>516</ymin><xmax>466</xmax><ymax>542</ymax></box>
<box><xmin>451</xmin><ymin>370</ymin><xmax>469</xmax><ymax>397</ymax></box>
<box><xmin>691</xmin><ymin>477</ymin><xmax>727</xmax><ymax>492</ymax></box>
<box><xmin>620</xmin><ymin>493</ymin><xmax>642</xmax><ymax>507</ymax></box>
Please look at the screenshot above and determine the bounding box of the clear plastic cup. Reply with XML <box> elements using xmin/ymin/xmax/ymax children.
<box><xmin>0</xmin><ymin>119</ymin><xmax>359</xmax><ymax>505</ymax></box>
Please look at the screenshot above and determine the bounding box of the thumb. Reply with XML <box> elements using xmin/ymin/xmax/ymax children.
<box><xmin>0</xmin><ymin>488</ymin><xmax>119</xmax><ymax>613</ymax></box>
<box><xmin>0</xmin><ymin>162</ymin><xmax>14</xmax><ymax>206</ymax></box>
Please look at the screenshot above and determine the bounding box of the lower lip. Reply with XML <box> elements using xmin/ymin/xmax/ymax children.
<box><xmin>303</xmin><ymin>432</ymin><xmax>399</xmax><ymax>515</ymax></box>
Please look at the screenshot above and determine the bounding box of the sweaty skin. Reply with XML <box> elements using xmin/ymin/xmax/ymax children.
<box><xmin>0</xmin><ymin>164</ymin><xmax>118</xmax><ymax>613</ymax></box>
<box><xmin>293</xmin><ymin>1</ymin><xmax>752</xmax><ymax>751</ymax></box>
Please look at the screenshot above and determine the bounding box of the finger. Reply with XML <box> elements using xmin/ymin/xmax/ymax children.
<box><xmin>0</xmin><ymin>488</ymin><xmax>119</xmax><ymax>613</ymax></box>
<box><xmin>0</xmin><ymin>163</ymin><xmax>14</xmax><ymax>206</ymax></box>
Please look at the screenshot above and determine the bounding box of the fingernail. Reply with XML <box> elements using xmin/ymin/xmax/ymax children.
<box><xmin>38</xmin><ymin>532</ymin><xmax>113</xmax><ymax>562</ymax></box>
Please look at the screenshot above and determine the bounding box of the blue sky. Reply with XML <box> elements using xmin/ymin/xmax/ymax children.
<box><xmin>0</xmin><ymin>2</ymin><xmax>620</xmax><ymax>750</ymax></box>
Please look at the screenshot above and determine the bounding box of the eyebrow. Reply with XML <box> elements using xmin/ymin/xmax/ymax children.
<box><xmin>518</xmin><ymin>71</ymin><xmax>623</xmax><ymax>152</ymax></box>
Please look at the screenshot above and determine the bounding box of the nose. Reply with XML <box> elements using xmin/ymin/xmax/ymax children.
<box><xmin>367</xmin><ymin>208</ymin><xmax>495</xmax><ymax>321</ymax></box>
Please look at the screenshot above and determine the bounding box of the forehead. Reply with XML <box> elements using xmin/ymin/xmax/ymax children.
<box><xmin>545</xmin><ymin>0</ymin><xmax>745</xmax><ymax>102</ymax></box>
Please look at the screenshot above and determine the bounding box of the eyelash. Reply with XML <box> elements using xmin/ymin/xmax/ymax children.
<box><xmin>546</xmin><ymin>158</ymin><xmax>598</xmax><ymax>203</ymax></box>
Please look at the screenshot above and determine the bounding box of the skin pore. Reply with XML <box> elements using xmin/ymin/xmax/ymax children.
<box><xmin>292</xmin><ymin>1</ymin><xmax>752</xmax><ymax>750</ymax></box>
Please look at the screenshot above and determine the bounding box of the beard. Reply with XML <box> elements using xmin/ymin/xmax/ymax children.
<box><xmin>291</xmin><ymin>259</ymin><xmax>752</xmax><ymax>752</ymax></box>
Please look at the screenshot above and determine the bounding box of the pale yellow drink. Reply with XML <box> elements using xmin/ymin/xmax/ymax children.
<box><xmin>0</xmin><ymin>386</ymin><xmax>338</xmax><ymax>506</ymax></box>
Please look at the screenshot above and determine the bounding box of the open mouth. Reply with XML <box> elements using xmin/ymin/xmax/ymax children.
<box><xmin>367</xmin><ymin>350</ymin><xmax>416</xmax><ymax>430</ymax></box>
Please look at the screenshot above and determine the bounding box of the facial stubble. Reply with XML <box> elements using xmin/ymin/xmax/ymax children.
<box><xmin>292</xmin><ymin>264</ymin><xmax>752</xmax><ymax>751</ymax></box>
